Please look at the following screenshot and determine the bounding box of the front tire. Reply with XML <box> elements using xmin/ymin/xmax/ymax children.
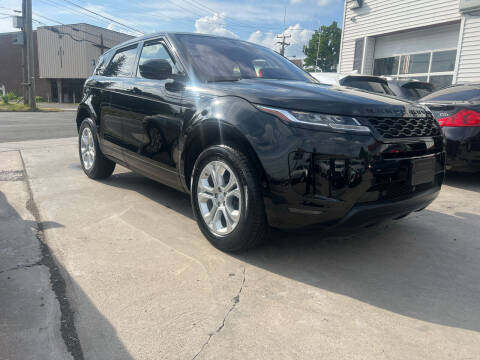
<box><xmin>191</xmin><ymin>145</ymin><xmax>268</xmax><ymax>252</ymax></box>
<box><xmin>78</xmin><ymin>119</ymin><xmax>115</xmax><ymax>179</ymax></box>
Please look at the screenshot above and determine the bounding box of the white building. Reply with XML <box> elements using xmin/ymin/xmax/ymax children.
<box><xmin>339</xmin><ymin>0</ymin><xmax>480</xmax><ymax>89</ymax></box>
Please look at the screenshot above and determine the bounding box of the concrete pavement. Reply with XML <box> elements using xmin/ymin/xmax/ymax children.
<box><xmin>0</xmin><ymin>112</ymin><xmax>77</xmax><ymax>143</ymax></box>
<box><xmin>1</xmin><ymin>137</ymin><xmax>480</xmax><ymax>359</ymax></box>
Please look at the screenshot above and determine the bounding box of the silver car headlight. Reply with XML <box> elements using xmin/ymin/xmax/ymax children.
<box><xmin>256</xmin><ymin>105</ymin><xmax>371</xmax><ymax>133</ymax></box>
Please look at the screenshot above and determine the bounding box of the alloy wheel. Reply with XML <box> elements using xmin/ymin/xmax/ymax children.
<box><xmin>197</xmin><ymin>160</ymin><xmax>242</xmax><ymax>236</ymax></box>
<box><xmin>80</xmin><ymin>127</ymin><xmax>95</xmax><ymax>170</ymax></box>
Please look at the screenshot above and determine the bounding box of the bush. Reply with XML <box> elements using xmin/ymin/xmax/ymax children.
<box><xmin>5</xmin><ymin>91</ymin><xmax>18</xmax><ymax>101</ymax></box>
<box><xmin>1</xmin><ymin>95</ymin><xmax>8</xmax><ymax>104</ymax></box>
<box><xmin>36</xmin><ymin>96</ymin><xmax>45</xmax><ymax>102</ymax></box>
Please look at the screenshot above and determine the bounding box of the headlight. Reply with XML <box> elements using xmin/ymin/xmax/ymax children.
<box><xmin>256</xmin><ymin>105</ymin><xmax>371</xmax><ymax>133</ymax></box>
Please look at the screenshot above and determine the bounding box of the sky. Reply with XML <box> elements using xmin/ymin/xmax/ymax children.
<box><xmin>0</xmin><ymin>0</ymin><xmax>344</xmax><ymax>58</ymax></box>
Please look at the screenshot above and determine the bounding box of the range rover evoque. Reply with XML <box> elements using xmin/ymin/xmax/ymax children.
<box><xmin>76</xmin><ymin>33</ymin><xmax>446</xmax><ymax>251</ymax></box>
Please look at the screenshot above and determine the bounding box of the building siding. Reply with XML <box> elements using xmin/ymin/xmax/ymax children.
<box><xmin>456</xmin><ymin>13</ymin><xmax>480</xmax><ymax>83</ymax></box>
<box><xmin>37</xmin><ymin>23</ymin><xmax>132</xmax><ymax>79</ymax></box>
<box><xmin>340</xmin><ymin>0</ymin><xmax>461</xmax><ymax>73</ymax></box>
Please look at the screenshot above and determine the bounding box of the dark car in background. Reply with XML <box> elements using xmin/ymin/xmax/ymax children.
<box><xmin>76</xmin><ymin>33</ymin><xmax>445</xmax><ymax>251</ymax></box>
<box><xmin>420</xmin><ymin>84</ymin><xmax>480</xmax><ymax>172</ymax></box>
<box><xmin>386</xmin><ymin>79</ymin><xmax>434</xmax><ymax>101</ymax></box>
<box><xmin>311</xmin><ymin>73</ymin><xmax>396</xmax><ymax>97</ymax></box>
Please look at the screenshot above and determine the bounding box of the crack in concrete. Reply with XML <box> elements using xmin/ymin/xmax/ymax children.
<box><xmin>19</xmin><ymin>150</ymin><xmax>85</xmax><ymax>360</ymax></box>
<box><xmin>0</xmin><ymin>262</ymin><xmax>41</xmax><ymax>275</ymax></box>
<box><xmin>191</xmin><ymin>266</ymin><xmax>246</xmax><ymax>360</ymax></box>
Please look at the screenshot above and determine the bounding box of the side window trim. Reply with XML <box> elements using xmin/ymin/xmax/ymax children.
<box><xmin>135</xmin><ymin>38</ymin><xmax>179</xmax><ymax>79</ymax></box>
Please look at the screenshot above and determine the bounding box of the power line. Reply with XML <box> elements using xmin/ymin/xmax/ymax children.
<box><xmin>58</xmin><ymin>0</ymin><xmax>144</xmax><ymax>35</ymax></box>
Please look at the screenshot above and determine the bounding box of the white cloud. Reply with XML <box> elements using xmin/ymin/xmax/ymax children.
<box><xmin>248</xmin><ymin>24</ymin><xmax>314</xmax><ymax>58</ymax></box>
<box><xmin>194</xmin><ymin>13</ymin><xmax>238</xmax><ymax>39</ymax></box>
<box><xmin>290</xmin><ymin>0</ymin><xmax>332</xmax><ymax>5</ymax></box>
<box><xmin>0</xmin><ymin>0</ymin><xmax>21</xmax><ymax>33</ymax></box>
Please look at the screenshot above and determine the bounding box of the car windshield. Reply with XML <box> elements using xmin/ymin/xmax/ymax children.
<box><xmin>420</xmin><ymin>84</ymin><xmax>480</xmax><ymax>102</ymax></box>
<box><xmin>174</xmin><ymin>34</ymin><xmax>314</xmax><ymax>83</ymax></box>
<box><xmin>402</xmin><ymin>83</ymin><xmax>434</xmax><ymax>100</ymax></box>
<box><xmin>342</xmin><ymin>78</ymin><xmax>395</xmax><ymax>96</ymax></box>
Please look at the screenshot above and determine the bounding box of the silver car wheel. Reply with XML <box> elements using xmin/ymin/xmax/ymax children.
<box><xmin>197</xmin><ymin>160</ymin><xmax>242</xmax><ymax>236</ymax></box>
<box><xmin>80</xmin><ymin>127</ymin><xmax>95</xmax><ymax>171</ymax></box>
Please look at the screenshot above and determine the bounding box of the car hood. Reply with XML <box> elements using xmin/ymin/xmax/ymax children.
<box><xmin>193</xmin><ymin>79</ymin><xmax>430</xmax><ymax>118</ymax></box>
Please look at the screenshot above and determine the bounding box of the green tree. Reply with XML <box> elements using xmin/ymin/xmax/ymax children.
<box><xmin>303</xmin><ymin>21</ymin><xmax>342</xmax><ymax>72</ymax></box>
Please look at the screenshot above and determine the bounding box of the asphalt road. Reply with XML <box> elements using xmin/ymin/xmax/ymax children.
<box><xmin>1</xmin><ymin>136</ymin><xmax>479</xmax><ymax>360</ymax></box>
<box><xmin>0</xmin><ymin>111</ymin><xmax>77</xmax><ymax>143</ymax></box>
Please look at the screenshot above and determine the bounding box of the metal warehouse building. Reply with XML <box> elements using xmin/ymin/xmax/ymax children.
<box><xmin>0</xmin><ymin>23</ymin><xmax>132</xmax><ymax>103</ymax></box>
<box><xmin>339</xmin><ymin>0</ymin><xmax>480</xmax><ymax>89</ymax></box>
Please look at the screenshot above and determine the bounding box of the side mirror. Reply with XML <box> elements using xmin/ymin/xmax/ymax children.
<box><xmin>139</xmin><ymin>59</ymin><xmax>173</xmax><ymax>80</ymax></box>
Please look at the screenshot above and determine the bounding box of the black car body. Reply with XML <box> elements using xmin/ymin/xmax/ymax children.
<box><xmin>386</xmin><ymin>79</ymin><xmax>434</xmax><ymax>101</ymax></box>
<box><xmin>420</xmin><ymin>84</ymin><xmax>480</xmax><ymax>172</ymax></box>
<box><xmin>76</xmin><ymin>33</ymin><xmax>445</xmax><ymax>251</ymax></box>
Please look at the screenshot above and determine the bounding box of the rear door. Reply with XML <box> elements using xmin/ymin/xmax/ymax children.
<box><xmin>121</xmin><ymin>38</ymin><xmax>185</xmax><ymax>189</ymax></box>
<box><xmin>100</xmin><ymin>43</ymin><xmax>140</xmax><ymax>161</ymax></box>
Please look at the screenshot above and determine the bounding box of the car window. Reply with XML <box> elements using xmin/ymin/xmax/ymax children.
<box><xmin>137</xmin><ymin>41</ymin><xmax>178</xmax><ymax>79</ymax></box>
<box><xmin>174</xmin><ymin>34</ymin><xmax>313</xmax><ymax>83</ymax></box>
<box><xmin>94</xmin><ymin>52</ymin><xmax>112</xmax><ymax>75</ymax></box>
<box><xmin>342</xmin><ymin>78</ymin><xmax>395</xmax><ymax>96</ymax></box>
<box><xmin>420</xmin><ymin>85</ymin><xmax>480</xmax><ymax>102</ymax></box>
<box><xmin>104</xmin><ymin>45</ymin><xmax>138</xmax><ymax>77</ymax></box>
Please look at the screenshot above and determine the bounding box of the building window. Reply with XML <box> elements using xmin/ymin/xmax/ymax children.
<box><xmin>373</xmin><ymin>49</ymin><xmax>457</xmax><ymax>90</ymax></box>
<box><xmin>373</xmin><ymin>57</ymin><xmax>399</xmax><ymax>76</ymax></box>
<box><xmin>353</xmin><ymin>38</ymin><xmax>364</xmax><ymax>72</ymax></box>
<box><xmin>399</xmin><ymin>53</ymin><xmax>430</xmax><ymax>74</ymax></box>
<box><xmin>429</xmin><ymin>75</ymin><xmax>454</xmax><ymax>90</ymax></box>
<box><xmin>431</xmin><ymin>50</ymin><xmax>457</xmax><ymax>72</ymax></box>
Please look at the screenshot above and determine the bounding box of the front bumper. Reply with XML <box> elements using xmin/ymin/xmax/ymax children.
<box><xmin>258</xmin><ymin>124</ymin><xmax>445</xmax><ymax>229</ymax></box>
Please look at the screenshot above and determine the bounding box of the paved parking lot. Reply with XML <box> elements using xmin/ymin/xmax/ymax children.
<box><xmin>1</xmin><ymin>134</ymin><xmax>480</xmax><ymax>359</ymax></box>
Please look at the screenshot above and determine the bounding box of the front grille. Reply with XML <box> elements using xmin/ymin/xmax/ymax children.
<box><xmin>360</xmin><ymin>116</ymin><xmax>442</xmax><ymax>139</ymax></box>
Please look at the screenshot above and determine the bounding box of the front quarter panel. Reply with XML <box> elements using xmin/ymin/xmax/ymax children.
<box><xmin>180</xmin><ymin>94</ymin><xmax>297</xmax><ymax>190</ymax></box>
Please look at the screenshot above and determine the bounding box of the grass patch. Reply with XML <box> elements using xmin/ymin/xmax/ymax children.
<box><xmin>0</xmin><ymin>103</ymin><xmax>64</xmax><ymax>112</ymax></box>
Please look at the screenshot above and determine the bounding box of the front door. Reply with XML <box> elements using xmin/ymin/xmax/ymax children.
<box><xmin>121</xmin><ymin>39</ymin><xmax>184</xmax><ymax>190</ymax></box>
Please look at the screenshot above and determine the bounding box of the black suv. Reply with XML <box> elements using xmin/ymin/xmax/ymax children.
<box><xmin>76</xmin><ymin>33</ymin><xmax>445</xmax><ymax>251</ymax></box>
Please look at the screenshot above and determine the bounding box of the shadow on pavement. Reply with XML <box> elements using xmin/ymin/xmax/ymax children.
<box><xmin>445</xmin><ymin>171</ymin><xmax>480</xmax><ymax>191</ymax></box>
<box><xmin>103</xmin><ymin>170</ymin><xmax>480</xmax><ymax>333</ymax></box>
<box><xmin>0</xmin><ymin>191</ymin><xmax>134</xmax><ymax>360</ymax></box>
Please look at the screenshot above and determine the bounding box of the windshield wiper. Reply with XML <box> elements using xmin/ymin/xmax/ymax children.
<box><xmin>206</xmin><ymin>76</ymin><xmax>255</xmax><ymax>83</ymax></box>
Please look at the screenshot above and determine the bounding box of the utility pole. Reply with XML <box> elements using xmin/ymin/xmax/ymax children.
<box><xmin>315</xmin><ymin>34</ymin><xmax>321</xmax><ymax>72</ymax></box>
<box><xmin>276</xmin><ymin>34</ymin><xmax>291</xmax><ymax>56</ymax></box>
<box><xmin>276</xmin><ymin>6</ymin><xmax>290</xmax><ymax>57</ymax></box>
<box><xmin>21</xmin><ymin>1</ymin><xmax>29</xmax><ymax>105</ymax></box>
<box><xmin>24</xmin><ymin>0</ymin><xmax>36</xmax><ymax>109</ymax></box>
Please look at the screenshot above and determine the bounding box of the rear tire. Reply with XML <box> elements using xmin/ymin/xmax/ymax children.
<box><xmin>78</xmin><ymin>118</ymin><xmax>115</xmax><ymax>179</ymax></box>
<box><xmin>191</xmin><ymin>145</ymin><xmax>268</xmax><ymax>252</ymax></box>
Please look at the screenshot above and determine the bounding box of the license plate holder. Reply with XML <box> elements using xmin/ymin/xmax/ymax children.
<box><xmin>410</xmin><ymin>157</ymin><xmax>436</xmax><ymax>186</ymax></box>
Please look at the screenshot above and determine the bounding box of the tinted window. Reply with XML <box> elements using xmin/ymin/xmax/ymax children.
<box><xmin>421</xmin><ymin>85</ymin><xmax>480</xmax><ymax>102</ymax></box>
<box><xmin>174</xmin><ymin>34</ymin><xmax>313</xmax><ymax>83</ymax></box>
<box><xmin>94</xmin><ymin>52</ymin><xmax>112</xmax><ymax>75</ymax></box>
<box><xmin>353</xmin><ymin>38</ymin><xmax>364</xmax><ymax>72</ymax></box>
<box><xmin>374</xmin><ymin>57</ymin><xmax>399</xmax><ymax>76</ymax></box>
<box><xmin>342</xmin><ymin>78</ymin><xmax>395</xmax><ymax>95</ymax></box>
<box><xmin>104</xmin><ymin>45</ymin><xmax>138</xmax><ymax>77</ymax></box>
<box><xmin>400</xmin><ymin>53</ymin><xmax>430</xmax><ymax>74</ymax></box>
<box><xmin>137</xmin><ymin>41</ymin><xmax>177</xmax><ymax>79</ymax></box>
<box><xmin>431</xmin><ymin>50</ymin><xmax>456</xmax><ymax>72</ymax></box>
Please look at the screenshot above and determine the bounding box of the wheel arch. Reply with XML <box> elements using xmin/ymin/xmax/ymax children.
<box><xmin>182</xmin><ymin>120</ymin><xmax>268</xmax><ymax>192</ymax></box>
<box><xmin>75</xmin><ymin>103</ymin><xmax>97</xmax><ymax>132</ymax></box>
